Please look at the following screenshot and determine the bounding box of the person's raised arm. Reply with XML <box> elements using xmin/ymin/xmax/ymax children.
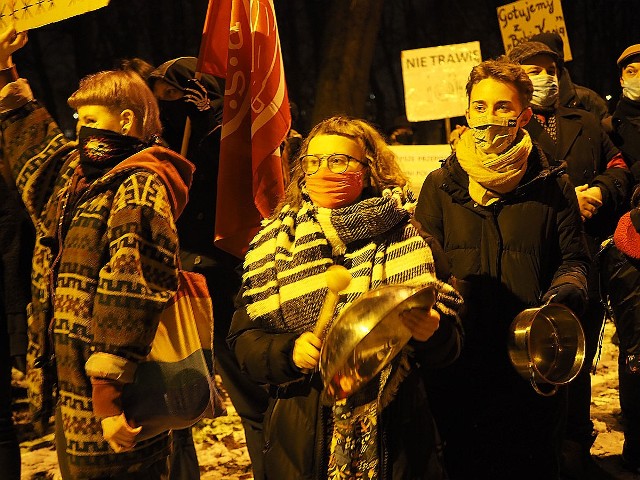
<box><xmin>0</xmin><ymin>26</ymin><xmax>27</xmax><ymax>89</ymax></box>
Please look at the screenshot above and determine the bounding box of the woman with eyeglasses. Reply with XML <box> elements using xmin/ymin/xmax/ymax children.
<box><xmin>228</xmin><ymin>115</ymin><xmax>464</xmax><ymax>479</ymax></box>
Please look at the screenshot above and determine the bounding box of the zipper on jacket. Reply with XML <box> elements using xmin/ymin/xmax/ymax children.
<box><xmin>491</xmin><ymin>204</ymin><xmax>504</xmax><ymax>281</ymax></box>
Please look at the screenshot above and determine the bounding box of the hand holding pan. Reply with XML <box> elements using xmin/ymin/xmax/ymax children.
<box><xmin>313</xmin><ymin>265</ymin><xmax>353</xmax><ymax>339</ymax></box>
<box><xmin>320</xmin><ymin>284</ymin><xmax>437</xmax><ymax>401</ymax></box>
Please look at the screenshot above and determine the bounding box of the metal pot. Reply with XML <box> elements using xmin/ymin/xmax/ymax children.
<box><xmin>508</xmin><ymin>303</ymin><xmax>585</xmax><ymax>396</ymax></box>
<box><xmin>319</xmin><ymin>284</ymin><xmax>436</xmax><ymax>402</ymax></box>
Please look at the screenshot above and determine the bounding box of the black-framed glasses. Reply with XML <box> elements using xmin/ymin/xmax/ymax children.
<box><xmin>299</xmin><ymin>153</ymin><xmax>366</xmax><ymax>175</ymax></box>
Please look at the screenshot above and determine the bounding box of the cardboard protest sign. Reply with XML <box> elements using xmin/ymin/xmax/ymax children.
<box><xmin>0</xmin><ymin>0</ymin><xmax>110</xmax><ymax>32</ymax></box>
<box><xmin>497</xmin><ymin>0</ymin><xmax>572</xmax><ymax>61</ymax></box>
<box><xmin>389</xmin><ymin>144</ymin><xmax>452</xmax><ymax>196</ymax></box>
<box><xmin>401</xmin><ymin>42</ymin><xmax>481</xmax><ymax>122</ymax></box>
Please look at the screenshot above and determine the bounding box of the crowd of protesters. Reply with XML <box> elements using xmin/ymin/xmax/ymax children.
<box><xmin>2</xmin><ymin>20</ymin><xmax>640</xmax><ymax>480</ymax></box>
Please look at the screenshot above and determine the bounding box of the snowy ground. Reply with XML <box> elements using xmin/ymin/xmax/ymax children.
<box><xmin>16</xmin><ymin>321</ymin><xmax>633</xmax><ymax>479</ymax></box>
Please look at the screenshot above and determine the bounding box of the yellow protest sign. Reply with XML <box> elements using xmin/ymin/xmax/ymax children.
<box><xmin>497</xmin><ymin>0</ymin><xmax>572</xmax><ymax>61</ymax></box>
<box><xmin>401</xmin><ymin>42</ymin><xmax>482</xmax><ymax>122</ymax></box>
<box><xmin>0</xmin><ymin>0</ymin><xmax>110</xmax><ymax>32</ymax></box>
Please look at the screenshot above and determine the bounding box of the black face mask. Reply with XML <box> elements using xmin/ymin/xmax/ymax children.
<box><xmin>158</xmin><ymin>99</ymin><xmax>190</xmax><ymax>151</ymax></box>
<box><xmin>78</xmin><ymin>126</ymin><xmax>146</xmax><ymax>176</ymax></box>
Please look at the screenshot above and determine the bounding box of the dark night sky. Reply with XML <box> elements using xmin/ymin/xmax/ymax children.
<box><xmin>10</xmin><ymin>0</ymin><xmax>640</xmax><ymax>140</ymax></box>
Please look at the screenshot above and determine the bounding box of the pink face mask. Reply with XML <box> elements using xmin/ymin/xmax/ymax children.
<box><xmin>305</xmin><ymin>169</ymin><xmax>365</xmax><ymax>208</ymax></box>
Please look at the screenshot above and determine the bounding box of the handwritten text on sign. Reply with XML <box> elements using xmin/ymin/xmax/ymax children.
<box><xmin>401</xmin><ymin>42</ymin><xmax>481</xmax><ymax>122</ymax></box>
<box><xmin>0</xmin><ymin>0</ymin><xmax>110</xmax><ymax>32</ymax></box>
<box><xmin>497</xmin><ymin>0</ymin><xmax>572</xmax><ymax>61</ymax></box>
<box><xmin>389</xmin><ymin>144</ymin><xmax>452</xmax><ymax>197</ymax></box>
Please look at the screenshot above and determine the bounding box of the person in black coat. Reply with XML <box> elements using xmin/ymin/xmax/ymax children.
<box><xmin>0</xmin><ymin>173</ymin><xmax>33</xmax><ymax>480</ymax></box>
<box><xmin>507</xmin><ymin>41</ymin><xmax>633</xmax><ymax>480</ymax></box>
<box><xmin>599</xmin><ymin>185</ymin><xmax>640</xmax><ymax>474</ymax></box>
<box><xmin>605</xmin><ymin>44</ymin><xmax>640</xmax><ymax>182</ymax></box>
<box><xmin>415</xmin><ymin>58</ymin><xmax>590</xmax><ymax>480</ymax></box>
<box><xmin>145</xmin><ymin>57</ymin><xmax>271</xmax><ymax>480</ymax></box>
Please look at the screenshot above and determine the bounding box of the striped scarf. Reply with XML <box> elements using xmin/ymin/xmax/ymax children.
<box><xmin>242</xmin><ymin>188</ymin><xmax>461</xmax><ymax>334</ymax></box>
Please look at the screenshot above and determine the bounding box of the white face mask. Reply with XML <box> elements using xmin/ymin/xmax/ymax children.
<box><xmin>530</xmin><ymin>73</ymin><xmax>559</xmax><ymax>108</ymax></box>
<box><xmin>622</xmin><ymin>77</ymin><xmax>640</xmax><ymax>102</ymax></box>
<box><xmin>467</xmin><ymin>115</ymin><xmax>520</xmax><ymax>154</ymax></box>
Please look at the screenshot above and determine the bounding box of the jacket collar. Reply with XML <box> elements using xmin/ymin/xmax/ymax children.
<box><xmin>525</xmin><ymin>106</ymin><xmax>583</xmax><ymax>164</ymax></box>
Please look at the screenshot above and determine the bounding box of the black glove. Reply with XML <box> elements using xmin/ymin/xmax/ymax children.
<box><xmin>184</xmin><ymin>78</ymin><xmax>211</xmax><ymax>113</ymax></box>
<box><xmin>184</xmin><ymin>78</ymin><xmax>224</xmax><ymax>127</ymax></box>
<box><xmin>542</xmin><ymin>283</ymin><xmax>587</xmax><ymax>316</ymax></box>
<box><xmin>627</xmin><ymin>354</ymin><xmax>640</xmax><ymax>374</ymax></box>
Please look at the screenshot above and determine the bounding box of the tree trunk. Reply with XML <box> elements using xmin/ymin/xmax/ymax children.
<box><xmin>312</xmin><ymin>0</ymin><xmax>385</xmax><ymax>125</ymax></box>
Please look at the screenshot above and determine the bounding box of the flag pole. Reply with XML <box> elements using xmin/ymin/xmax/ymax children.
<box><xmin>179</xmin><ymin>72</ymin><xmax>203</xmax><ymax>157</ymax></box>
<box><xmin>180</xmin><ymin>118</ymin><xmax>192</xmax><ymax>157</ymax></box>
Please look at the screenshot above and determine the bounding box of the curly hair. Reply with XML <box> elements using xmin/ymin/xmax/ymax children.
<box><xmin>466</xmin><ymin>58</ymin><xmax>534</xmax><ymax>108</ymax></box>
<box><xmin>275</xmin><ymin>116</ymin><xmax>408</xmax><ymax>216</ymax></box>
<box><xmin>68</xmin><ymin>69</ymin><xmax>162</xmax><ymax>142</ymax></box>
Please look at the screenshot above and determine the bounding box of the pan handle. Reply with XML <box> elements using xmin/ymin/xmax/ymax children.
<box><xmin>529</xmin><ymin>367</ymin><xmax>558</xmax><ymax>397</ymax></box>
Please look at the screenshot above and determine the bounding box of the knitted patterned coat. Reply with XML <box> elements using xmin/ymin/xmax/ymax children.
<box><xmin>0</xmin><ymin>79</ymin><xmax>193</xmax><ymax>479</ymax></box>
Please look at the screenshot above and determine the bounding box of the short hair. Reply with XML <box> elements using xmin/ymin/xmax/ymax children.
<box><xmin>276</xmin><ymin>115</ymin><xmax>408</xmax><ymax>215</ymax></box>
<box><xmin>466</xmin><ymin>58</ymin><xmax>534</xmax><ymax>108</ymax></box>
<box><xmin>68</xmin><ymin>69</ymin><xmax>162</xmax><ymax>142</ymax></box>
<box><xmin>118</xmin><ymin>57</ymin><xmax>156</xmax><ymax>81</ymax></box>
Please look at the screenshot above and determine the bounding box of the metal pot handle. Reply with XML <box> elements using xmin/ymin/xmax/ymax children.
<box><xmin>529</xmin><ymin>366</ymin><xmax>558</xmax><ymax>397</ymax></box>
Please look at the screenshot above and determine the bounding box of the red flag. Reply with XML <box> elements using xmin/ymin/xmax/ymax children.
<box><xmin>198</xmin><ymin>0</ymin><xmax>291</xmax><ymax>259</ymax></box>
<box><xmin>196</xmin><ymin>0</ymin><xmax>231</xmax><ymax>78</ymax></box>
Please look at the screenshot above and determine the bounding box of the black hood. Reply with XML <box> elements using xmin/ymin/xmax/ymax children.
<box><xmin>148</xmin><ymin>57</ymin><xmax>224</xmax><ymax>152</ymax></box>
<box><xmin>148</xmin><ymin>56</ymin><xmax>223</xmax><ymax>100</ymax></box>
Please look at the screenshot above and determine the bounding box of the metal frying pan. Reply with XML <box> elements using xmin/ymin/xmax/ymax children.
<box><xmin>320</xmin><ymin>284</ymin><xmax>437</xmax><ymax>402</ymax></box>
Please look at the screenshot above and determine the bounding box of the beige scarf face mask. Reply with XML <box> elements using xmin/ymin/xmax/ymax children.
<box><xmin>456</xmin><ymin>128</ymin><xmax>533</xmax><ymax>206</ymax></box>
<box><xmin>467</xmin><ymin>114</ymin><xmax>519</xmax><ymax>155</ymax></box>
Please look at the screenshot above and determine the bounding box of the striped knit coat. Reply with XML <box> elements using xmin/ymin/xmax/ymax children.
<box><xmin>0</xmin><ymin>80</ymin><xmax>193</xmax><ymax>479</ymax></box>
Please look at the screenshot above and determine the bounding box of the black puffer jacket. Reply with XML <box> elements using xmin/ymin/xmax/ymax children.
<box><xmin>415</xmin><ymin>145</ymin><xmax>589</xmax><ymax>375</ymax></box>
<box><xmin>414</xmin><ymin>145</ymin><xmax>590</xmax><ymax>478</ymax></box>
<box><xmin>599</xmin><ymin>237</ymin><xmax>640</xmax><ymax>357</ymax></box>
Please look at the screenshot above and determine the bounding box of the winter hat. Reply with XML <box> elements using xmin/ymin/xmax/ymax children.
<box><xmin>614</xmin><ymin>209</ymin><xmax>640</xmax><ymax>259</ymax></box>
<box><xmin>614</xmin><ymin>185</ymin><xmax>640</xmax><ymax>259</ymax></box>
<box><xmin>507</xmin><ymin>41</ymin><xmax>559</xmax><ymax>65</ymax></box>
<box><xmin>530</xmin><ymin>32</ymin><xmax>565</xmax><ymax>73</ymax></box>
<box><xmin>617</xmin><ymin>44</ymin><xmax>640</xmax><ymax>69</ymax></box>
